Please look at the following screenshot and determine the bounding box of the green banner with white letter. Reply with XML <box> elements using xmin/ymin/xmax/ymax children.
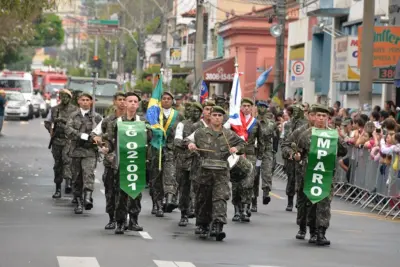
<box><xmin>303</xmin><ymin>128</ymin><xmax>338</xmax><ymax>204</ymax></box>
<box><xmin>118</xmin><ymin>121</ymin><xmax>147</xmax><ymax>199</ymax></box>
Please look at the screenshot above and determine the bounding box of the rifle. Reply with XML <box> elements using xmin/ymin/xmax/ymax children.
<box><xmin>48</xmin><ymin>108</ymin><xmax>60</xmax><ymax>149</ymax></box>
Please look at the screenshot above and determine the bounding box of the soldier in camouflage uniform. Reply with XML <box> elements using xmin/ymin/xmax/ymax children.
<box><xmin>65</xmin><ymin>93</ymin><xmax>103</xmax><ymax>214</ymax></box>
<box><xmin>215</xmin><ymin>96</ymin><xmax>229</xmax><ymax>124</ymax></box>
<box><xmin>187</xmin><ymin>106</ymin><xmax>245</xmax><ymax>241</ymax></box>
<box><xmin>44</xmin><ymin>89</ymin><xmax>78</xmax><ymax>199</ymax></box>
<box><xmin>174</xmin><ymin>102</ymin><xmax>202</xmax><ymax>226</ymax></box>
<box><xmin>91</xmin><ymin>92</ymin><xmax>126</xmax><ymax>230</ymax></box>
<box><xmin>252</xmin><ymin>101</ymin><xmax>276</xmax><ymax>207</ymax></box>
<box><xmin>225</xmin><ymin>98</ymin><xmax>263</xmax><ymax>222</ymax></box>
<box><xmin>282</xmin><ymin>104</ymin><xmax>347</xmax><ymax>246</ymax></box>
<box><xmin>102</xmin><ymin>92</ymin><xmax>150</xmax><ymax>234</ymax></box>
<box><xmin>149</xmin><ymin>92</ymin><xmax>183</xmax><ymax>217</ymax></box>
<box><xmin>281</xmin><ymin>104</ymin><xmax>308</xmax><ymax>211</ymax></box>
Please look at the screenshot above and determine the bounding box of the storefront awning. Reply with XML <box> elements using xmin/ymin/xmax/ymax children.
<box><xmin>203</xmin><ymin>57</ymin><xmax>235</xmax><ymax>82</ymax></box>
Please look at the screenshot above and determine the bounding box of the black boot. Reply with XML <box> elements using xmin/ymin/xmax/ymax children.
<box><xmin>262</xmin><ymin>190</ymin><xmax>271</xmax><ymax>205</ymax></box>
<box><xmin>199</xmin><ymin>224</ymin><xmax>210</xmax><ymax>239</ymax></box>
<box><xmin>105</xmin><ymin>213</ymin><xmax>116</xmax><ymax>230</ymax></box>
<box><xmin>165</xmin><ymin>193</ymin><xmax>178</xmax><ymax>213</ymax></box>
<box><xmin>74</xmin><ymin>197</ymin><xmax>83</xmax><ymax>214</ymax></box>
<box><xmin>156</xmin><ymin>200</ymin><xmax>164</xmax><ymax>217</ymax></box>
<box><xmin>308</xmin><ymin>226</ymin><xmax>318</xmax><ymax>244</ymax></box>
<box><xmin>124</xmin><ymin>215</ymin><xmax>129</xmax><ymax>230</ymax></box>
<box><xmin>240</xmin><ymin>204</ymin><xmax>250</xmax><ymax>222</ymax></box>
<box><xmin>71</xmin><ymin>197</ymin><xmax>77</xmax><ymax>204</ymax></box>
<box><xmin>232</xmin><ymin>205</ymin><xmax>240</xmax><ymax>222</ymax></box>
<box><xmin>286</xmin><ymin>196</ymin><xmax>294</xmax><ymax>212</ymax></box>
<box><xmin>83</xmin><ymin>190</ymin><xmax>93</xmax><ymax>210</ymax></box>
<box><xmin>64</xmin><ymin>179</ymin><xmax>72</xmax><ymax>194</ymax></box>
<box><xmin>194</xmin><ymin>225</ymin><xmax>202</xmax><ymax>235</ymax></box>
<box><xmin>128</xmin><ymin>214</ymin><xmax>143</xmax><ymax>231</ymax></box>
<box><xmin>52</xmin><ymin>183</ymin><xmax>61</xmax><ymax>199</ymax></box>
<box><xmin>316</xmin><ymin>227</ymin><xmax>330</xmax><ymax>246</ymax></box>
<box><xmin>214</xmin><ymin>222</ymin><xmax>226</xmax><ymax>241</ymax></box>
<box><xmin>187</xmin><ymin>208</ymin><xmax>195</xmax><ymax>219</ymax></box>
<box><xmin>178</xmin><ymin>211</ymin><xmax>189</xmax><ymax>227</ymax></box>
<box><xmin>209</xmin><ymin>222</ymin><xmax>217</xmax><ymax>237</ymax></box>
<box><xmin>250</xmin><ymin>197</ymin><xmax>257</xmax><ymax>212</ymax></box>
<box><xmin>295</xmin><ymin>225</ymin><xmax>306</xmax><ymax>240</ymax></box>
<box><xmin>115</xmin><ymin>222</ymin><xmax>124</xmax><ymax>234</ymax></box>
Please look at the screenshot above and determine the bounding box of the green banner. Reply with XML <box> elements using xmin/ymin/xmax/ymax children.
<box><xmin>304</xmin><ymin>128</ymin><xmax>338</xmax><ymax>204</ymax></box>
<box><xmin>118</xmin><ymin>121</ymin><xmax>147</xmax><ymax>199</ymax></box>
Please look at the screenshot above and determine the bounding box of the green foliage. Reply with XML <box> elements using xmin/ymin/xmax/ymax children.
<box><xmin>67</xmin><ymin>67</ymin><xmax>87</xmax><ymax>77</ymax></box>
<box><xmin>43</xmin><ymin>57</ymin><xmax>63</xmax><ymax>67</ymax></box>
<box><xmin>134</xmin><ymin>79</ymin><xmax>154</xmax><ymax>94</ymax></box>
<box><xmin>31</xmin><ymin>13</ymin><xmax>64</xmax><ymax>47</ymax></box>
<box><xmin>170</xmin><ymin>78</ymin><xmax>188</xmax><ymax>94</ymax></box>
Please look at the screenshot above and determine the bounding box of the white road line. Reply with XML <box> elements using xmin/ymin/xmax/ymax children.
<box><xmin>100</xmin><ymin>189</ymin><xmax>105</xmax><ymax>194</ymax></box>
<box><xmin>95</xmin><ymin>179</ymin><xmax>100</xmax><ymax>184</ymax></box>
<box><xmin>153</xmin><ymin>261</ymin><xmax>179</xmax><ymax>267</ymax></box>
<box><xmin>57</xmin><ymin>256</ymin><xmax>100</xmax><ymax>267</ymax></box>
<box><xmin>139</xmin><ymin>231</ymin><xmax>152</xmax><ymax>239</ymax></box>
<box><xmin>20</xmin><ymin>121</ymin><xmax>29</xmax><ymax>125</ymax></box>
<box><xmin>174</xmin><ymin>262</ymin><xmax>197</xmax><ymax>267</ymax></box>
<box><xmin>249</xmin><ymin>265</ymin><xmax>283</xmax><ymax>267</ymax></box>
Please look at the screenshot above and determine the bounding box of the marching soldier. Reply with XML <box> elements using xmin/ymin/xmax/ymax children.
<box><xmin>187</xmin><ymin>106</ymin><xmax>246</xmax><ymax>241</ymax></box>
<box><xmin>91</xmin><ymin>92</ymin><xmax>126</xmax><ymax>229</ymax></box>
<box><xmin>65</xmin><ymin>93</ymin><xmax>103</xmax><ymax>214</ymax></box>
<box><xmin>174</xmin><ymin>102</ymin><xmax>202</xmax><ymax>226</ymax></box>
<box><xmin>44</xmin><ymin>89</ymin><xmax>78</xmax><ymax>199</ymax></box>
<box><xmin>149</xmin><ymin>92</ymin><xmax>183</xmax><ymax>217</ymax></box>
<box><xmin>281</xmin><ymin>104</ymin><xmax>308</xmax><ymax>211</ymax></box>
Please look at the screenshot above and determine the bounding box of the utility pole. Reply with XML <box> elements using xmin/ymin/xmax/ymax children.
<box><xmin>193</xmin><ymin>0</ymin><xmax>204</xmax><ymax>100</ymax></box>
<box><xmin>359</xmin><ymin>0</ymin><xmax>375</xmax><ymax>108</ymax></box>
<box><xmin>273</xmin><ymin>0</ymin><xmax>286</xmax><ymax>93</ymax></box>
<box><xmin>161</xmin><ymin>0</ymin><xmax>169</xmax><ymax>66</ymax></box>
<box><xmin>137</xmin><ymin>0</ymin><xmax>144</xmax><ymax>78</ymax></box>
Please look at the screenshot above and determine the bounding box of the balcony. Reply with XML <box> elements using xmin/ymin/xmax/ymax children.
<box><xmin>179</xmin><ymin>43</ymin><xmax>208</xmax><ymax>68</ymax></box>
<box><xmin>304</xmin><ymin>0</ymin><xmax>350</xmax><ymax>17</ymax></box>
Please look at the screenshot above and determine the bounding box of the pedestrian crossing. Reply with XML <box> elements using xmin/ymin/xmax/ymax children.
<box><xmin>56</xmin><ymin>257</ymin><xmax>282</xmax><ymax>267</ymax></box>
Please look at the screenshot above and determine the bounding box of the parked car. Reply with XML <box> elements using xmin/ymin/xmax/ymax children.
<box><xmin>31</xmin><ymin>93</ymin><xmax>43</xmax><ymax>118</ymax></box>
<box><xmin>4</xmin><ymin>91</ymin><xmax>31</xmax><ymax>120</ymax></box>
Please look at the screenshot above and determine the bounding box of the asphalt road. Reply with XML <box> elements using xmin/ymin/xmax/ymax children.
<box><xmin>0</xmin><ymin>118</ymin><xmax>399</xmax><ymax>267</ymax></box>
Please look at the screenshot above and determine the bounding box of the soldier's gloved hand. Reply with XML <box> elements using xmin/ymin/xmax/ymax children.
<box><xmin>80</xmin><ymin>133</ymin><xmax>89</xmax><ymax>140</ymax></box>
<box><xmin>256</xmin><ymin>159</ymin><xmax>262</xmax><ymax>167</ymax></box>
<box><xmin>294</xmin><ymin>152</ymin><xmax>301</xmax><ymax>161</ymax></box>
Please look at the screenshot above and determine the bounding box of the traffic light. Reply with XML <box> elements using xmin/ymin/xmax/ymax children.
<box><xmin>91</xmin><ymin>56</ymin><xmax>103</xmax><ymax>69</ymax></box>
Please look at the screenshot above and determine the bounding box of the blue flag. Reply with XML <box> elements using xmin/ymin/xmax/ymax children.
<box><xmin>256</xmin><ymin>66</ymin><xmax>273</xmax><ymax>89</ymax></box>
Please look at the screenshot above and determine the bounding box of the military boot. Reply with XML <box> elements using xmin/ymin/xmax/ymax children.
<box><xmin>250</xmin><ymin>197</ymin><xmax>257</xmax><ymax>212</ymax></box>
<box><xmin>64</xmin><ymin>179</ymin><xmax>72</xmax><ymax>194</ymax></box>
<box><xmin>151</xmin><ymin>194</ymin><xmax>157</xmax><ymax>215</ymax></box>
<box><xmin>232</xmin><ymin>205</ymin><xmax>240</xmax><ymax>222</ymax></box>
<box><xmin>71</xmin><ymin>197</ymin><xmax>77</xmax><ymax>204</ymax></box>
<box><xmin>308</xmin><ymin>226</ymin><xmax>318</xmax><ymax>244</ymax></box>
<box><xmin>209</xmin><ymin>223</ymin><xmax>217</xmax><ymax>237</ymax></box>
<box><xmin>295</xmin><ymin>225</ymin><xmax>306</xmax><ymax>240</ymax></box>
<box><xmin>115</xmin><ymin>222</ymin><xmax>124</xmax><ymax>234</ymax></box>
<box><xmin>74</xmin><ymin>197</ymin><xmax>83</xmax><ymax>214</ymax></box>
<box><xmin>199</xmin><ymin>224</ymin><xmax>210</xmax><ymax>239</ymax></box>
<box><xmin>286</xmin><ymin>196</ymin><xmax>294</xmax><ymax>212</ymax></box>
<box><xmin>316</xmin><ymin>227</ymin><xmax>331</xmax><ymax>246</ymax></box>
<box><xmin>52</xmin><ymin>183</ymin><xmax>61</xmax><ymax>199</ymax></box>
<box><xmin>128</xmin><ymin>214</ymin><xmax>143</xmax><ymax>231</ymax></box>
<box><xmin>105</xmin><ymin>213</ymin><xmax>116</xmax><ymax>230</ymax></box>
<box><xmin>214</xmin><ymin>222</ymin><xmax>226</xmax><ymax>241</ymax></box>
<box><xmin>178</xmin><ymin>211</ymin><xmax>189</xmax><ymax>227</ymax></box>
<box><xmin>156</xmin><ymin>200</ymin><xmax>164</xmax><ymax>217</ymax></box>
<box><xmin>194</xmin><ymin>224</ymin><xmax>202</xmax><ymax>235</ymax></box>
<box><xmin>240</xmin><ymin>203</ymin><xmax>250</xmax><ymax>222</ymax></box>
<box><xmin>124</xmin><ymin>215</ymin><xmax>129</xmax><ymax>230</ymax></box>
<box><xmin>165</xmin><ymin>193</ymin><xmax>177</xmax><ymax>213</ymax></box>
<box><xmin>188</xmin><ymin>200</ymin><xmax>195</xmax><ymax>218</ymax></box>
<box><xmin>262</xmin><ymin>190</ymin><xmax>271</xmax><ymax>205</ymax></box>
<box><xmin>83</xmin><ymin>190</ymin><xmax>93</xmax><ymax>210</ymax></box>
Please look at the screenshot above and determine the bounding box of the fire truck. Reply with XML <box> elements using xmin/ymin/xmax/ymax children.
<box><xmin>32</xmin><ymin>67</ymin><xmax>67</xmax><ymax>96</ymax></box>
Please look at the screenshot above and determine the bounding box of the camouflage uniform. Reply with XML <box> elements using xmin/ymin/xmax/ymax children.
<box><xmin>65</xmin><ymin>109</ymin><xmax>102</xmax><ymax>213</ymax></box>
<box><xmin>257</xmin><ymin>114</ymin><xmax>277</xmax><ymax>204</ymax></box>
<box><xmin>103</xmin><ymin>114</ymin><xmax>151</xmax><ymax>233</ymax></box>
<box><xmin>44</xmin><ymin>103</ymin><xmax>78</xmax><ymax>197</ymax></box>
<box><xmin>149</xmin><ymin>109</ymin><xmax>183</xmax><ymax>216</ymax></box>
<box><xmin>189</xmin><ymin>126</ymin><xmax>245</xmax><ymax>239</ymax></box>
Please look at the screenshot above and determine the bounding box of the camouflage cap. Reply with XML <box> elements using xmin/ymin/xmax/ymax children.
<box><xmin>311</xmin><ymin>104</ymin><xmax>330</xmax><ymax>114</ymax></box>
<box><xmin>203</xmin><ymin>100</ymin><xmax>216</xmax><ymax>107</ymax></box>
<box><xmin>257</xmin><ymin>100</ymin><xmax>268</xmax><ymax>108</ymax></box>
<box><xmin>125</xmin><ymin>91</ymin><xmax>142</xmax><ymax>102</ymax></box>
<box><xmin>162</xmin><ymin>91</ymin><xmax>174</xmax><ymax>99</ymax></box>
<box><xmin>211</xmin><ymin>105</ymin><xmax>226</xmax><ymax>115</ymax></box>
<box><xmin>175</xmin><ymin>93</ymin><xmax>183</xmax><ymax>100</ymax></box>
<box><xmin>215</xmin><ymin>96</ymin><xmax>225</xmax><ymax>102</ymax></box>
<box><xmin>241</xmin><ymin>97</ymin><xmax>254</xmax><ymax>105</ymax></box>
<box><xmin>192</xmin><ymin>102</ymin><xmax>203</xmax><ymax>112</ymax></box>
<box><xmin>184</xmin><ymin>102</ymin><xmax>192</xmax><ymax>108</ymax></box>
<box><xmin>59</xmin><ymin>89</ymin><xmax>72</xmax><ymax>98</ymax></box>
<box><xmin>79</xmin><ymin>93</ymin><xmax>93</xmax><ymax>100</ymax></box>
<box><xmin>341</xmin><ymin>119</ymin><xmax>352</xmax><ymax>126</ymax></box>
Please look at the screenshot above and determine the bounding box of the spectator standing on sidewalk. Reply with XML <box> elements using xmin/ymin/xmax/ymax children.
<box><xmin>0</xmin><ymin>90</ymin><xmax>6</xmax><ymax>136</ymax></box>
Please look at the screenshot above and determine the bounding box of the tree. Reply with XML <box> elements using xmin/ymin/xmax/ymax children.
<box><xmin>43</xmin><ymin>57</ymin><xmax>63</xmax><ymax>67</ymax></box>
<box><xmin>170</xmin><ymin>78</ymin><xmax>189</xmax><ymax>94</ymax></box>
<box><xmin>31</xmin><ymin>13</ymin><xmax>64</xmax><ymax>47</ymax></box>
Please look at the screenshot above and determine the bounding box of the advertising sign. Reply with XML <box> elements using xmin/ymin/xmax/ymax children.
<box><xmin>169</xmin><ymin>48</ymin><xmax>182</xmax><ymax>65</ymax></box>
<box><xmin>358</xmin><ymin>26</ymin><xmax>400</xmax><ymax>67</ymax></box>
<box><xmin>332</xmin><ymin>36</ymin><xmax>360</xmax><ymax>81</ymax></box>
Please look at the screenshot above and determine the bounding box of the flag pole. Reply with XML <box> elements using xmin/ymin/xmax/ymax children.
<box><xmin>158</xmin><ymin>64</ymin><xmax>164</xmax><ymax>171</ymax></box>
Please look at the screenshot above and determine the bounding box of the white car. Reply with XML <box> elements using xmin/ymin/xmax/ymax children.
<box><xmin>4</xmin><ymin>91</ymin><xmax>31</xmax><ymax>120</ymax></box>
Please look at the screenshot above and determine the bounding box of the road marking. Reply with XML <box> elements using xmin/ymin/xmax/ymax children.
<box><xmin>153</xmin><ymin>260</ymin><xmax>179</xmax><ymax>267</ymax></box>
<box><xmin>20</xmin><ymin>121</ymin><xmax>29</xmax><ymax>125</ymax></box>
<box><xmin>332</xmin><ymin>209</ymin><xmax>400</xmax><ymax>222</ymax></box>
<box><xmin>249</xmin><ymin>265</ymin><xmax>283</xmax><ymax>267</ymax></box>
<box><xmin>95</xmin><ymin>179</ymin><xmax>100</xmax><ymax>184</ymax></box>
<box><xmin>174</xmin><ymin>262</ymin><xmax>197</xmax><ymax>267</ymax></box>
<box><xmin>100</xmin><ymin>189</ymin><xmax>105</xmax><ymax>194</ymax></box>
<box><xmin>57</xmin><ymin>256</ymin><xmax>100</xmax><ymax>267</ymax></box>
<box><xmin>40</xmin><ymin>121</ymin><xmax>45</xmax><ymax>125</ymax></box>
<box><xmin>270</xmin><ymin>192</ymin><xmax>285</xmax><ymax>200</ymax></box>
<box><xmin>139</xmin><ymin>231</ymin><xmax>152</xmax><ymax>239</ymax></box>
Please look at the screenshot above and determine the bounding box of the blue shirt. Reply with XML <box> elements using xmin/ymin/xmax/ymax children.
<box><xmin>0</xmin><ymin>96</ymin><xmax>5</xmax><ymax>116</ymax></box>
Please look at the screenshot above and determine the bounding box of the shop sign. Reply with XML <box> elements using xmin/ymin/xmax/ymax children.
<box><xmin>332</xmin><ymin>36</ymin><xmax>360</xmax><ymax>81</ymax></box>
<box><xmin>204</xmin><ymin>67</ymin><xmax>234</xmax><ymax>81</ymax></box>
